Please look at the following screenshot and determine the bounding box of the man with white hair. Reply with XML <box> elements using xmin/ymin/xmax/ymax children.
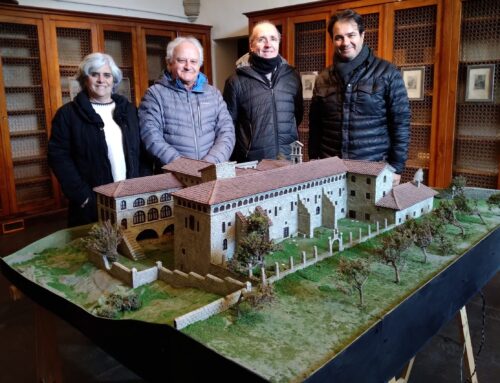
<box><xmin>139</xmin><ymin>36</ymin><xmax>235</xmax><ymax>169</ymax></box>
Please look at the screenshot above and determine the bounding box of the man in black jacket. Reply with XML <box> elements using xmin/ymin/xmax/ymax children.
<box><xmin>223</xmin><ymin>21</ymin><xmax>303</xmax><ymax>162</ymax></box>
<box><xmin>309</xmin><ymin>10</ymin><xmax>410</xmax><ymax>185</ymax></box>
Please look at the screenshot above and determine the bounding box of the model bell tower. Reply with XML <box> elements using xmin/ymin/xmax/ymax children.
<box><xmin>290</xmin><ymin>141</ymin><xmax>304</xmax><ymax>164</ymax></box>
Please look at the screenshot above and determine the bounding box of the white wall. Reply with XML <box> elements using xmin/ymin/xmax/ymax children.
<box><xmin>19</xmin><ymin>0</ymin><xmax>320</xmax><ymax>88</ymax></box>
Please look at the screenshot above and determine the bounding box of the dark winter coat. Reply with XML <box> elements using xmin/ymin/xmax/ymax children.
<box><xmin>48</xmin><ymin>91</ymin><xmax>151</xmax><ymax>227</ymax></box>
<box><xmin>223</xmin><ymin>54</ymin><xmax>303</xmax><ymax>162</ymax></box>
<box><xmin>309</xmin><ymin>50</ymin><xmax>410</xmax><ymax>173</ymax></box>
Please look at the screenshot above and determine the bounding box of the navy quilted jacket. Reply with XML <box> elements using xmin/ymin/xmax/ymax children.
<box><xmin>309</xmin><ymin>50</ymin><xmax>410</xmax><ymax>173</ymax></box>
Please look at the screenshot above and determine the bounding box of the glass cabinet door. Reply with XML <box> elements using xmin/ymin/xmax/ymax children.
<box><xmin>390</xmin><ymin>2</ymin><xmax>439</xmax><ymax>184</ymax></box>
<box><xmin>0</xmin><ymin>20</ymin><xmax>55</xmax><ymax>215</ymax></box>
<box><xmin>289</xmin><ymin>13</ymin><xmax>329</xmax><ymax>162</ymax></box>
<box><xmin>142</xmin><ymin>29</ymin><xmax>175</xmax><ymax>88</ymax></box>
<box><xmin>453</xmin><ymin>0</ymin><xmax>500</xmax><ymax>189</ymax></box>
<box><xmin>54</xmin><ymin>24</ymin><xmax>93</xmax><ymax>105</ymax></box>
<box><xmin>103</xmin><ymin>27</ymin><xmax>138</xmax><ymax>104</ymax></box>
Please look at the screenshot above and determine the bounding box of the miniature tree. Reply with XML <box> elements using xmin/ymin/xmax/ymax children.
<box><xmin>337</xmin><ymin>257</ymin><xmax>371</xmax><ymax>306</ymax></box>
<box><xmin>487</xmin><ymin>193</ymin><xmax>500</xmax><ymax>211</ymax></box>
<box><xmin>427</xmin><ymin>214</ymin><xmax>456</xmax><ymax>256</ymax></box>
<box><xmin>233</xmin><ymin>284</ymin><xmax>275</xmax><ymax>318</ymax></box>
<box><xmin>450</xmin><ymin>175</ymin><xmax>467</xmax><ymax>197</ymax></box>
<box><xmin>376</xmin><ymin>226</ymin><xmax>413</xmax><ymax>283</ymax></box>
<box><xmin>234</xmin><ymin>210</ymin><xmax>280</xmax><ymax>271</ymax></box>
<box><xmin>405</xmin><ymin>218</ymin><xmax>433</xmax><ymax>263</ymax></box>
<box><xmin>454</xmin><ymin>193</ymin><xmax>486</xmax><ymax>225</ymax></box>
<box><xmin>433</xmin><ymin>200</ymin><xmax>465</xmax><ymax>237</ymax></box>
<box><xmin>84</xmin><ymin>220</ymin><xmax>123</xmax><ymax>262</ymax></box>
<box><xmin>450</xmin><ymin>176</ymin><xmax>486</xmax><ymax>225</ymax></box>
<box><xmin>243</xmin><ymin>284</ymin><xmax>275</xmax><ymax>308</ymax></box>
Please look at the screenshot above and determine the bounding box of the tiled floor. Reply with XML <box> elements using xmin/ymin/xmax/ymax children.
<box><xmin>0</xmin><ymin>213</ymin><xmax>498</xmax><ymax>382</ymax></box>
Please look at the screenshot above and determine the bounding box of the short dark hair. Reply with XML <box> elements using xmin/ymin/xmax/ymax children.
<box><xmin>327</xmin><ymin>9</ymin><xmax>365</xmax><ymax>40</ymax></box>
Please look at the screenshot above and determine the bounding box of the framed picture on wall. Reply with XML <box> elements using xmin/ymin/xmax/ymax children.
<box><xmin>401</xmin><ymin>67</ymin><xmax>425</xmax><ymax>100</ymax></box>
<box><xmin>301</xmin><ymin>71</ymin><xmax>318</xmax><ymax>100</ymax></box>
<box><xmin>465</xmin><ymin>64</ymin><xmax>495</xmax><ymax>102</ymax></box>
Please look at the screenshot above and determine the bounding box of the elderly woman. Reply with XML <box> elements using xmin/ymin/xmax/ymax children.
<box><xmin>48</xmin><ymin>52</ymin><xmax>150</xmax><ymax>227</ymax></box>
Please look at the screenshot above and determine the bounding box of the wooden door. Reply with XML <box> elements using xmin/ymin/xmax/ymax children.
<box><xmin>0</xmin><ymin>17</ymin><xmax>56</xmax><ymax>216</ymax></box>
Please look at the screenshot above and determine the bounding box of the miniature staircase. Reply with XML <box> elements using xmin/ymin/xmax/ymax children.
<box><xmin>120</xmin><ymin>231</ymin><xmax>146</xmax><ymax>261</ymax></box>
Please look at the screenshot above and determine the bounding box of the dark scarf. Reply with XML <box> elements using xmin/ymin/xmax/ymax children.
<box><xmin>334</xmin><ymin>45</ymin><xmax>370</xmax><ymax>84</ymax></box>
<box><xmin>249</xmin><ymin>52</ymin><xmax>281</xmax><ymax>76</ymax></box>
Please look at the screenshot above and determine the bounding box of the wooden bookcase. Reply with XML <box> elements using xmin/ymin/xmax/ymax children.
<box><xmin>246</xmin><ymin>0</ymin><xmax>500</xmax><ymax>189</ymax></box>
<box><xmin>0</xmin><ymin>4</ymin><xmax>212</xmax><ymax>225</ymax></box>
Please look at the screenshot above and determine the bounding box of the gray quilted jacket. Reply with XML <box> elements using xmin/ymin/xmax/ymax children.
<box><xmin>139</xmin><ymin>72</ymin><xmax>235</xmax><ymax>166</ymax></box>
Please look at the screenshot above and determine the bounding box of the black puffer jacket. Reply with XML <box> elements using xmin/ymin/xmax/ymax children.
<box><xmin>309</xmin><ymin>50</ymin><xmax>410</xmax><ymax>173</ymax></box>
<box><xmin>48</xmin><ymin>91</ymin><xmax>151</xmax><ymax>226</ymax></box>
<box><xmin>223</xmin><ymin>54</ymin><xmax>303</xmax><ymax>162</ymax></box>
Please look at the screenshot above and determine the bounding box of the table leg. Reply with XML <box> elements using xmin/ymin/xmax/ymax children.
<box><xmin>35</xmin><ymin>305</ymin><xmax>63</xmax><ymax>383</ymax></box>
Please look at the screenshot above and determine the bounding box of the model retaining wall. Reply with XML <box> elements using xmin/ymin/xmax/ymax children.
<box><xmin>174</xmin><ymin>289</ymin><xmax>245</xmax><ymax>330</ymax></box>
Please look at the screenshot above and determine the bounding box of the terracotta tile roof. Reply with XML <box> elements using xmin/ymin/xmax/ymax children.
<box><xmin>256</xmin><ymin>159</ymin><xmax>292</xmax><ymax>171</ymax></box>
<box><xmin>93</xmin><ymin>173</ymin><xmax>183</xmax><ymax>197</ymax></box>
<box><xmin>162</xmin><ymin>157</ymin><xmax>213</xmax><ymax>177</ymax></box>
<box><xmin>235</xmin><ymin>167</ymin><xmax>259</xmax><ymax>176</ymax></box>
<box><xmin>172</xmin><ymin>157</ymin><xmax>347</xmax><ymax>205</ymax></box>
<box><xmin>376</xmin><ymin>182</ymin><xmax>438</xmax><ymax>210</ymax></box>
<box><xmin>343</xmin><ymin>159</ymin><xmax>390</xmax><ymax>176</ymax></box>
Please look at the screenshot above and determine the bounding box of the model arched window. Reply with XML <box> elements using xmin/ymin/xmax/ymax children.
<box><xmin>160</xmin><ymin>193</ymin><xmax>171</xmax><ymax>202</ymax></box>
<box><xmin>120</xmin><ymin>200</ymin><xmax>126</xmax><ymax>210</ymax></box>
<box><xmin>223</xmin><ymin>239</ymin><xmax>228</xmax><ymax>250</ymax></box>
<box><xmin>147</xmin><ymin>195</ymin><xmax>158</xmax><ymax>204</ymax></box>
<box><xmin>316</xmin><ymin>206</ymin><xmax>320</xmax><ymax>215</ymax></box>
<box><xmin>121</xmin><ymin>218</ymin><xmax>127</xmax><ymax>229</ymax></box>
<box><xmin>133</xmin><ymin>211</ymin><xmax>145</xmax><ymax>224</ymax></box>
<box><xmin>148</xmin><ymin>208</ymin><xmax>159</xmax><ymax>221</ymax></box>
<box><xmin>133</xmin><ymin>198</ymin><xmax>145</xmax><ymax>207</ymax></box>
<box><xmin>161</xmin><ymin>205</ymin><xmax>172</xmax><ymax>218</ymax></box>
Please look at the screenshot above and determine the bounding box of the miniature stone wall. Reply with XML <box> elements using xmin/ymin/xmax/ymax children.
<box><xmin>88</xmin><ymin>252</ymin><xmax>250</xmax><ymax>293</ymax></box>
<box><xmin>157</xmin><ymin>263</ymin><xmax>247</xmax><ymax>296</ymax></box>
<box><xmin>174</xmin><ymin>289</ymin><xmax>244</xmax><ymax>330</ymax></box>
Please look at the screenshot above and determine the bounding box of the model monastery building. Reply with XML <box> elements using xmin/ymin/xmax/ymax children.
<box><xmin>94</xmin><ymin>142</ymin><xmax>437</xmax><ymax>274</ymax></box>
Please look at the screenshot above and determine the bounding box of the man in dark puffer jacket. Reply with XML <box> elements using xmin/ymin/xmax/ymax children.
<box><xmin>224</xmin><ymin>21</ymin><xmax>303</xmax><ymax>163</ymax></box>
<box><xmin>309</xmin><ymin>9</ymin><xmax>410</xmax><ymax>185</ymax></box>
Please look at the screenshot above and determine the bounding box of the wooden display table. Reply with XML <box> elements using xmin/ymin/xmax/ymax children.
<box><xmin>1</xmin><ymin>226</ymin><xmax>499</xmax><ymax>382</ymax></box>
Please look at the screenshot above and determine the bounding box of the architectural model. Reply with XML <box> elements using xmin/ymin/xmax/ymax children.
<box><xmin>94</xmin><ymin>142</ymin><xmax>438</xmax><ymax>275</ymax></box>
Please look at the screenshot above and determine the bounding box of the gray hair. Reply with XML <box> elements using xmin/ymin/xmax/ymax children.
<box><xmin>76</xmin><ymin>52</ymin><xmax>123</xmax><ymax>90</ymax></box>
<box><xmin>166</xmin><ymin>36</ymin><xmax>204</xmax><ymax>67</ymax></box>
<box><xmin>249</xmin><ymin>21</ymin><xmax>281</xmax><ymax>45</ymax></box>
